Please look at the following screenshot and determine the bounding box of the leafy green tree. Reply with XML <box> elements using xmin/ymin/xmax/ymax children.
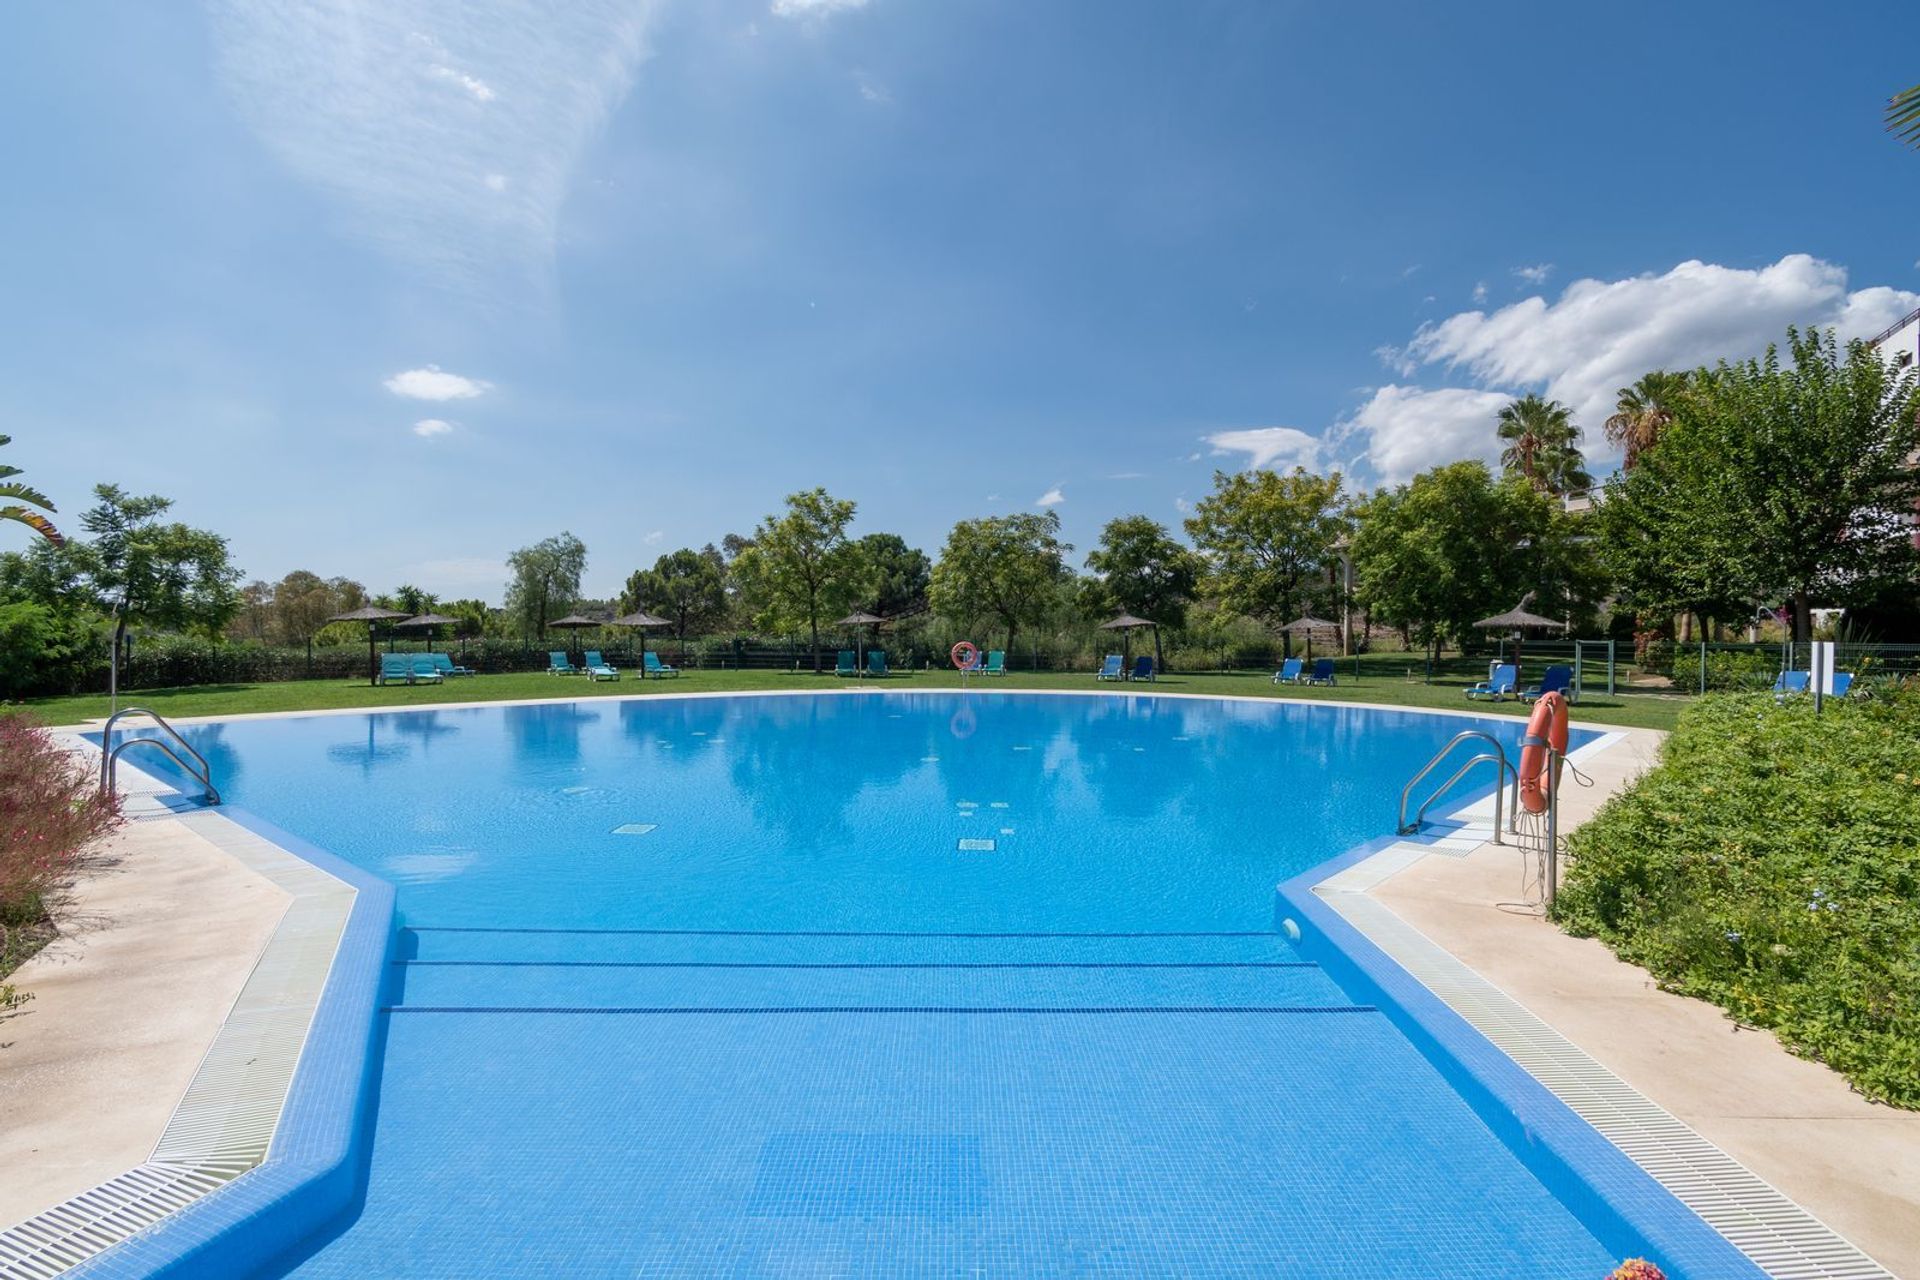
<box><xmin>929</xmin><ymin>510</ymin><xmax>1071</xmax><ymax>654</ymax></box>
<box><xmin>1183</xmin><ymin>468</ymin><xmax>1348</xmax><ymax>654</ymax></box>
<box><xmin>389</xmin><ymin>583</ymin><xmax>438</xmax><ymax>616</ymax></box>
<box><xmin>851</xmin><ymin>533</ymin><xmax>931</xmax><ymax>619</ymax></box>
<box><xmin>1497</xmin><ymin>395</ymin><xmax>1592</xmax><ymax>496</ymax></box>
<box><xmin>1599</xmin><ymin>328</ymin><xmax>1920</xmax><ymax>642</ymax></box>
<box><xmin>732</xmin><ymin>489</ymin><xmax>862</xmax><ymax>671</ymax></box>
<box><xmin>230</xmin><ymin>580</ymin><xmax>274</xmax><ymax>642</ymax></box>
<box><xmin>0</xmin><ymin>435</ymin><xmax>61</xmax><ymax>546</ymax></box>
<box><xmin>271</xmin><ymin>571</ymin><xmax>365</xmax><ymax>650</ymax></box>
<box><xmin>1602</xmin><ymin>370</ymin><xmax>1691</xmax><ymax>472</ymax></box>
<box><xmin>1082</xmin><ymin>515</ymin><xmax>1201</xmax><ymax>668</ymax></box>
<box><xmin>622</xmin><ymin>547</ymin><xmax>729</xmax><ymax>653</ymax></box>
<box><xmin>504</xmin><ymin>532</ymin><xmax>587</xmax><ymax>639</ymax></box>
<box><xmin>1351</xmin><ymin>461</ymin><xmax>1596</xmax><ymax>659</ymax></box>
<box><xmin>74</xmin><ymin>485</ymin><xmax>242</xmax><ymax>689</ymax></box>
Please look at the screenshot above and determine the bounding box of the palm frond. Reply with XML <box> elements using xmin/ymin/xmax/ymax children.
<box><xmin>1888</xmin><ymin>84</ymin><xmax>1920</xmax><ymax>148</ymax></box>
<box><xmin>0</xmin><ymin>505</ymin><xmax>63</xmax><ymax>545</ymax></box>
<box><xmin>0</xmin><ymin>480</ymin><xmax>57</xmax><ymax>511</ymax></box>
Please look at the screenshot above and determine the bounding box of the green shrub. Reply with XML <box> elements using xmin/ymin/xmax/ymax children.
<box><xmin>1668</xmin><ymin>647</ymin><xmax>1782</xmax><ymax>692</ymax></box>
<box><xmin>1553</xmin><ymin>692</ymin><xmax>1920</xmax><ymax>1106</ymax></box>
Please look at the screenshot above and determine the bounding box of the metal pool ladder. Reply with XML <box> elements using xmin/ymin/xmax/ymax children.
<box><xmin>1397</xmin><ymin>730</ymin><xmax>1513</xmax><ymax>842</ymax></box>
<box><xmin>99</xmin><ymin>706</ymin><xmax>221</xmax><ymax>805</ymax></box>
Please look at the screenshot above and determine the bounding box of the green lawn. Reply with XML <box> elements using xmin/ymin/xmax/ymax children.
<box><xmin>17</xmin><ymin>655</ymin><xmax>1684</xmax><ymax>730</ymax></box>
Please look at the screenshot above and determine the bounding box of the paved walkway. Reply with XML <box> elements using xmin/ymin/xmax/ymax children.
<box><xmin>1370</xmin><ymin>727</ymin><xmax>1920</xmax><ymax>1279</ymax></box>
<box><xmin>0</xmin><ymin>816</ymin><xmax>289</xmax><ymax>1228</ymax></box>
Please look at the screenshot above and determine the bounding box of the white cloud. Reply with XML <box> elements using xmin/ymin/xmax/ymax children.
<box><xmin>643</xmin><ymin>529</ymin><xmax>664</xmax><ymax>544</ymax></box>
<box><xmin>1405</xmin><ymin>254</ymin><xmax>1920</xmax><ymax>431</ymax></box>
<box><xmin>1513</xmin><ymin>263</ymin><xmax>1554</xmax><ymax>285</ymax></box>
<box><xmin>412</xmin><ymin>418</ymin><xmax>456</xmax><ymax>437</ymax></box>
<box><xmin>1333</xmin><ymin>386</ymin><xmax>1515</xmax><ymax>486</ymax></box>
<box><xmin>1035</xmin><ymin>486</ymin><xmax>1065</xmax><ymax>508</ymax></box>
<box><xmin>1471</xmin><ymin>282</ymin><xmax>1488</xmax><ymax>304</ymax></box>
<box><xmin>483</xmin><ymin>172</ymin><xmax>508</xmax><ymax>192</ymax></box>
<box><xmin>1173</xmin><ymin>496</ymin><xmax>1191</xmax><ymax>514</ymax></box>
<box><xmin>1204</xmin><ymin>426</ymin><xmax>1322</xmax><ymax>472</ymax></box>
<box><xmin>204</xmin><ymin>1</ymin><xmax>660</xmax><ymax>289</ymax></box>
<box><xmin>771</xmin><ymin>0</ymin><xmax>869</xmax><ymax>15</ymax></box>
<box><xmin>853</xmin><ymin>70</ymin><xmax>890</xmax><ymax>103</ymax></box>
<box><xmin>385</xmin><ymin>365</ymin><xmax>491</xmax><ymax>400</ymax></box>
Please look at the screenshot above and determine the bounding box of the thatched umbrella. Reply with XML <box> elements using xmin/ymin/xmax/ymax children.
<box><xmin>1473</xmin><ymin>593</ymin><xmax>1567</xmax><ymax>672</ymax></box>
<box><xmin>834</xmin><ymin>610</ymin><xmax>886</xmax><ymax>674</ymax></box>
<box><xmin>548</xmin><ymin>613</ymin><xmax>603</xmax><ymax>662</ymax></box>
<box><xmin>609</xmin><ymin>610</ymin><xmax>670</xmax><ymax>671</ymax></box>
<box><xmin>1098</xmin><ymin>613</ymin><xmax>1157</xmax><ymax>678</ymax></box>
<box><xmin>329</xmin><ymin>605</ymin><xmax>411</xmax><ymax>686</ymax></box>
<box><xmin>1282</xmin><ymin>615</ymin><xmax>1339</xmax><ymax>662</ymax></box>
<box><xmin>396</xmin><ymin>611</ymin><xmax>461</xmax><ymax>654</ymax></box>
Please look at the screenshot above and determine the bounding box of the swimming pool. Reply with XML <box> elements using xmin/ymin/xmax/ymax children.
<box><xmin>112</xmin><ymin>691</ymin><xmax>1737</xmax><ymax>1277</ymax></box>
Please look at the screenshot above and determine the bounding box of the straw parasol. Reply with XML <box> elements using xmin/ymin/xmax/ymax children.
<box><xmin>1282</xmin><ymin>615</ymin><xmax>1339</xmax><ymax>661</ymax></box>
<box><xmin>834</xmin><ymin>610</ymin><xmax>886</xmax><ymax>675</ymax></box>
<box><xmin>609</xmin><ymin>610</ymin><xmax>670</xmax><ymax>671</ymax></box>
<box><xmin>328</xmin><ymin>604</ymin><xmax>411</xmax><ymax>686</ymax></box>
<box><xmin>547</xmin><ymin>614</ymin><xmax>603</xmax><ymax>660</ymax></box>
<box><xmin>1473</xmin><ymin>593</ymin><xmax>1567</xmax><ymax>670</ymax></box>
<box><xmin>395</xmin><ymin>611</ymin><xmax>461</xmax><ymax>654</ymax></box>
<box><xmin>1098</xmin><ymin>613</ymin><xmax>1157</xmax><ymax>678</ymax></box>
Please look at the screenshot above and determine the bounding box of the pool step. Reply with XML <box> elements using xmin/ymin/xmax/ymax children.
<box><xmin>397</xmin><ymin>927</ymin><xmax>1302</xmax><ymax>967</ymax></box>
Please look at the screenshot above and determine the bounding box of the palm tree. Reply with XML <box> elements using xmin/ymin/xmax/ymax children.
<box><xmin>1603</xmin><ymin>370</ymin><xmax>1690</xmax><ymax>470</ymax></box>
<box><xmin>1887</xmin><ymin>83</ymin><xmax>1920</xmax><ymax>148</ymax></box>
<box><xmin>0</xmin><ymin>434</ymin><xmax>61</xmax><ymax>545</ymax></box>
<box><xmin>1496</xmin><ymin>395</ymin><xmax>1591</xmax><ymax>497</ymax></box>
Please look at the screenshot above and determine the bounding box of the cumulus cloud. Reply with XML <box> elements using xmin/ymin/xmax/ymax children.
<box><xmin>1512</xmin><ymin>263</ymin><xmax>1554</xmax><ymax>285</ymax></box>
<box><xmin>1204</xmin><ymin>426</ymin><xmax>1321</xmax><ymax>472</ymax></box>
<box><xmin>1405</xmin><ymin>254</ymin><xmax>1920</xmax><ymax>431</ymax></box>
<box><xmin>1471</xmin><ymin>282</ymin><xmax>1488</xmax><ymax>304</ymax></box>
<box><xmin>1035</xmin><ymin>486</ymin><xmax>1065</xmax><ymax>508</ymax></box>
<box><xmin>412</xmin><ymin>418</ymin><xmax>456</xmax><ymax>437</ymax></box>
<box><xmin>643</xmin><ymin>529</ymin><xmax>665</xmax><ymax>544</ymax></box>
<box><xmin>385</xmin><ymin>365</ymin><xmax>491</xmax><ymax>400</ymax></box>
<box><xmin>204</xmin><ymin>1</ymin><xmax>660</xmax><ymax>289</ymax></box>
<box><xmin>1333</xmin><ymin>386</ymin><xmax>1515</xmax><ymax>486</ymax></box>
<box><xmin>771</xmin><ymin>0</ymin><xmax>870</xmax><ymax>15</ymax></box>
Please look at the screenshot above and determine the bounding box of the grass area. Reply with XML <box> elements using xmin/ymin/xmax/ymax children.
<box><xmin>1553</xmin><ymin>692</ymin><xmax>1920</xmax><ymax>1108</ymax></box>
<box><xmin>14</xmin><ymin>653</ymin><xmax>1684</xmax><ymax>730</ymax></box>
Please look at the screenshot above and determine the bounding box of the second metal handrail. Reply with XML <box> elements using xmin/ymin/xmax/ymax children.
<box><xmin>1397</xmin><ymin>730</ymin><xmax>1515</xmax><ymax>842</ymax></box>
<box><xmin>99</xmin><ymin>706</ymin><xmax>220</xmax><ymax>805</ymax></box>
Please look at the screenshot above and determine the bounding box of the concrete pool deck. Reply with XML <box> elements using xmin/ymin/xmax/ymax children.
<box><xmin>5</xmin><ymin>693</ymin><xmax>1916</xmax><ymax>1277</ymax></box>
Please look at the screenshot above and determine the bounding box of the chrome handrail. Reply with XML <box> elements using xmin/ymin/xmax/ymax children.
<box><xmin>1397</xmin><ymin>730</ymin><xmax>1514</xmax><ymax>843</ymax></box>
<box><xmin>99</xmin><ymin>706</ymin><xmax>220</xmax><ymax>805</ymax></box>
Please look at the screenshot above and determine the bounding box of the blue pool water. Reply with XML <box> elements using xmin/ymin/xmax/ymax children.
<box><xmin>155</xmin><ymin>692</ymin><xmax>1623</xmax><ymax>1277</ymax></box>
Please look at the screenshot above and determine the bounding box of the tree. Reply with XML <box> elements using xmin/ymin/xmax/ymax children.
<box><xmin>1886</xmin><ymin>82</ymin><xmax>1920</xmax><ymax>148</ymax></box>
<box><xmin>231</xmin><ymin>580</ymin><xmax>275</xmax><ymax>642</ymax></box>
<box><xmin>504</xmin><ymin>532</ymin><xmax>587</xmax><ymax>639</ymax></box>
<box><xmin>389</xmin><ymin>583</ymin><xmax>437</xmax><ymax>616</ymax></box>
<box><xmin>622</xmin><ymin>547</ymin><xmax>728</xmax><ymax>654</ymax></box>
<box><xmin>1183</xmin><ymin>468</ymin><xmax>1348</xmax><ymax>654</ymax></box>
<box><xmin>0</xmin><ymin>435</ymin><xmax>61</xmax><ymax>546</ymax></box>
<box><xmin>852</xmin><ymin>533</ymin><xmax>931</xmax><ymax>619</ymax></box>
<box><xmin>74</xmin><ymin>485</ymin><xmax>242</xmax><ymax>692</ymax></box>
<box><xmin>1599</xmin><ymin>328</ymin><xmax>1920</xmax><ymax>642</ymax></box>
<box><xmin>1082</xmin><ymin>515</ymin><xmax>1201</xmax><ymax>668</ymax></box>
<box><xmin>1497</xmin><ymin>395</ymin><xmax>1592</xmax><ymax>496</ymax></box>
<box><xmin>1602</xmin><ymin>370</ymin><xmax>1691</xmax><ymax>472</ymax></box>
<box><xmin>271</xmin><ymin>571</ymin><xmax>365</xmax><ymax>651</ymax></box>
<box><xmin>732</xmin><ymin>489</ymin><xmax>862</xmax><ymax>672</ymax></box>
<box><xmin>929</xmin><ymin>511</ymin><xmax>1070</xmax><ymax>655</ymax></box>
<box><xmin>1350</xmin><ymin>462</ymin><xmax>1595</xmax><ymax>660</ymax></box>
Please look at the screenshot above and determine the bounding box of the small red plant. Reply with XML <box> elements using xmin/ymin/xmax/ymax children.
<box><xmin>1608</xmin><ymin>1261</ymin><xmax>1666</xmax><ymax>1280</ymax></box>
<box><xmin>0</xmin><ymin>715</ymin><xmax>123</xmax><ymax>934</ymax></box>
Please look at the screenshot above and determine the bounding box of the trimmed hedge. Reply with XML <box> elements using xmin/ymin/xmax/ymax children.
<box><xmin>1552</xmin><ymin>692</ymin><xmax>1920</xmax><ymax>1107</ymax></box>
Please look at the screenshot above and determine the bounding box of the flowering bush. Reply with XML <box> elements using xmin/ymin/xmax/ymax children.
<box><xmin>0</xmin><ymin>715</ymin><xmax>122</xmax><ymax>990</ymax></box>
<box><xmin>1608</xmin><ymin>1261</ymin><xmax>1666</xmax><ymax>1280</ymax></box>
<box><xmin>1553</xmin><ymin>691</ymin><xmax>1920</xmax><ymax>1107</ymax></box>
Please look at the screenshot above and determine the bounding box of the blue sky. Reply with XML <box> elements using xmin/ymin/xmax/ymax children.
<box><xmin>5</xmin><ymin>0</ymin><xmax>1917</xmax><ymax>600</ymax></box>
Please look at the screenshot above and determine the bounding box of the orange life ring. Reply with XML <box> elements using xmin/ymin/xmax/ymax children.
<box><xmin>1517</xmin><ymin>691</ymin><xmax>1569</xmax><ymax>814</ymax></box>
<box><xmin>951</xmin><ymin>641</ymin><xmax>981</xmax><ymax>671</ymax></box>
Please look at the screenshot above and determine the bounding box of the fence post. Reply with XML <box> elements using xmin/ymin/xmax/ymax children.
<box><xmin>1698</xmin><ymin>639</ymin><xmax>1707</xmax><ymax>696</ymax></box>
<box><xmin>1606</xmin><ymin>639</ymin><xmax>1616</xmax><ymax>697</ymax></box>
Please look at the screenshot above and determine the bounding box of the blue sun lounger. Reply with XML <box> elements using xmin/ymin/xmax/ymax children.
<box><xmin>428</xmin><ymin>653</ymin><xmax>474</xmax><ymax>677</ymax></box>
<box><xmin>643</xmin><ymin>651</ymin><xmax>680</xmax><ymax>678</ymax></box>
<box><xmin>584</xmin><ymin>650</ymin><xmax>620</xmax><ymax>682</ymax></box>
<box><xmin>377</xmin><ymin>653</ymin><xmax>416</xmax><ymax>685</ymax></box>
<box><xmin>1520</xmin><ymin>664</ymin><xmax>1572</xmax><ymax>703</ymax></box>
<box><xmin>1272</xmin><ymin>657</ymin><xmax>1304</xmax><ymax>684</ymax></box>
<box><xmin>548</xmin><ymin>651</ymin><xmax>578</xmax><ymax>676</ymax></box>
<box><xmin>980</xmin><ymin>650</ymin><xmax>1007</xmax><ymax>676</ymax></box>
<box><xmin>1096</xmin><ymin>654</ymin><xmax>1125</xmax><ymax>681</ymax></box>
<box><xmin>1466</xmin><ymin>664</ymin><xmax>1516</xmax><ymax>701</ymax></box>
<box><xmin>1772</xmin><ymin>671</ymin><xmax>1810</xmax><ymax>698</ymax></box>
<box><xmin>1305</xmin><ymin>658</ymin><xmax>1337</xmax><ymax>686</ymax></box>
<box><xmin>836</xmin><ymin>650</ymin><xmax>858</xmax><ymax>677</ymax></box>
<box><xmin>867</xmin><ymin>649</ymin><xmax>889</xmax><ymax>677</ymax></box>
<box><xmin>1130</xmin><ymin>655</ymin><xmax>1154</xmax><ymax>681</ymax></box>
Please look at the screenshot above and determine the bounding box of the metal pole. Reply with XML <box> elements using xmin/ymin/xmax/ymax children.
<box><xmin>1544</xmin><ymin>697</ymin><xmax>1562</xmax><ymax>906</ymax></box>
<box><xmin>1698</xmin><ymin>639</ymin><xmax>1707</xmax><ymax>696</ymax></box>
<box><xmin>1606</xmin><ymin>639</ymin><xmax>1616</xmax><ymax>697</ymax></box>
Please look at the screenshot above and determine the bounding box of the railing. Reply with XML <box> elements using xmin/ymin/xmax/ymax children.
<box><xmin>1397</xmin><ymin>731</ymin><xmax>1515</xmax><ymax>843</ymax></box>
<box><xmin>99</xmin><ymin>707</ymin><xmax>220</xmax><ymax>806</ymax></box>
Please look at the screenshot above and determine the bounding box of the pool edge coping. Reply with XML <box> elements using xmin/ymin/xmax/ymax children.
<box><xmin>1280</xmin><ymin>732</ymin><xmax>1894</xmax><ymax>1280</ymax></box>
